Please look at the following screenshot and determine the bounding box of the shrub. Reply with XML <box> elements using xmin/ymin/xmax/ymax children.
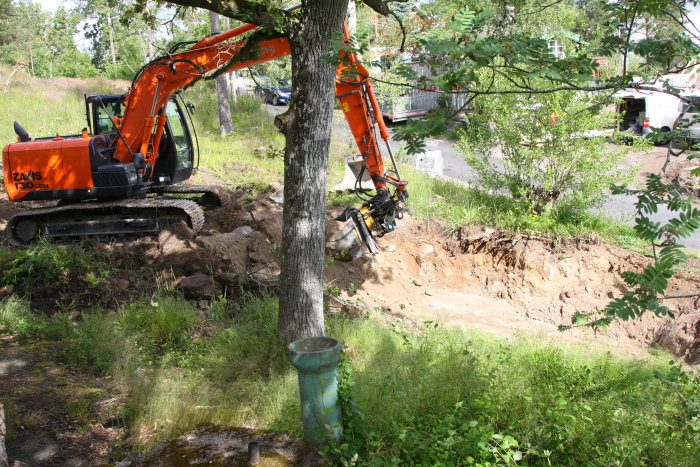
<box><xmin>0</xmin><ymin>239</ymin><xmax>109</xmax><ymax>288</ymax></box>
<box><xmin>460</xmin><ymin>88</ymin><xmax>631</xmax><ymax>213</ymax></box>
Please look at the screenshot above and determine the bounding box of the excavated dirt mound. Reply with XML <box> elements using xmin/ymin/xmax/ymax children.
<box><xmin>325</xmin><ymin>216</ymin><xmax>700</xmax><ymax>362</ymax></box>
<box><xmin>1</xmin><ymin>189</ymin><xmax>699</xmax><ymax>363</ymax></box>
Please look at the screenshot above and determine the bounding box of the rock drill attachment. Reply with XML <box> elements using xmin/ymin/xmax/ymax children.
<box><xmin>327</xmin><ymin>208</ymin><xmax>379</xmax><ymax>260</ymax></box>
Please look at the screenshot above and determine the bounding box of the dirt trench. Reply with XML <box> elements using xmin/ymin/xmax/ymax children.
<box><xmin>131</xmin><ymin>192</ymin><xmax>700</xmax><ymax>364</ymax></box>
<box><xmin>1</xmin><ymin>188</ymin><xmax>699</xmax><ymax>364</ymax></box>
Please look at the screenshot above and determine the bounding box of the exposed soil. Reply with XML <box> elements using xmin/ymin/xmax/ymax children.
<box><xmin>3</xmin><ymin>183</ymin><xmax>696</xmax><ymax>362</ymax></box>
<box><xmin>0</xmin><ymin>335</ymin><xmax>123</xmax><ymax>466</ymax></box>
<box><xmin>621</xmin><ymin>143</ymin><xmax>700</xmax><ymax>194</ymax></box>
<box><xmin>1</xmin><ymin>173</ymin><xmax>700</xmax><ymax>464</ymax></box>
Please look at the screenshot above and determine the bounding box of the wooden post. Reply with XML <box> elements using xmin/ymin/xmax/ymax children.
<box><xmin>0</xmin><ymin>403</ymin><xmax>8</xmax><ymax>467</ymax></box>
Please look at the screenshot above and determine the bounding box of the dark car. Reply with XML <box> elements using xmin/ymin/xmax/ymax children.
<box><xmin>255</xmin><ymin>77</ymin><xmax>291</xmax><ymax>106</ymax></box>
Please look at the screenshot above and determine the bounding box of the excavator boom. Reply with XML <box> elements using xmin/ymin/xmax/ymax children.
<box><xmin>2</xmin><ymin>16</ymin><xmax>407</xmax><ymax>251</ymax></box>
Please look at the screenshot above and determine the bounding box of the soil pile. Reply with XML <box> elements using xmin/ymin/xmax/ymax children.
<box><xmin>325</xmin><ymin>216</ymin><xmax>699</xmax><ymax>362</ymax></box>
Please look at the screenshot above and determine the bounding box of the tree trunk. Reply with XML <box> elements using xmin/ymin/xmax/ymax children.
<box><xmin>0</xmin><ymin>403</ymin><xmax>7</xmax><ymax>467</ymax></box>
<box><xmin>347</xmin><ymin>0</ymin><xmax>357</xmax><ymax>35</ymax></box>
<box><xmin>107</xmin><ymin>11</ymin><xmax>116</xmax><ymax>65</ymax></box>
<box><xmin>209</xmin><ymin>11</ymin><xmax>234</xmax><ymax>134</ymax></box>
<box><xmin>275</xmin><ymin>0</ymin><xmax>349</xmax><ymax>344</ymax></box>
<box><xmin>221</xmin><ymin>17</ymin><xmax>237</xmax><ymax>103</ymax></box>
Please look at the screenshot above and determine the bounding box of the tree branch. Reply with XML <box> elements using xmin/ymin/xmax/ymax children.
<box><xmin>161</xmin><ymin>0</ymin><xmax>287</xmax><ymax>29</ymax></box>
<box><xmin>660</xmin><ymin>8</ymin><xmax>700</xmax><ymax>43</ymax></box>
<box><xmin>518</xmin><ymin>0</ymin><xmax>567</xmax><ymax>17</ymax></box>
<box><xmin>369</xmin><ymin>74</ymin><xmax>628</xmax><ymax>96</ymax></box>
<box><xmin>206</xmin><ymin>30</ymin><xmax>285</xmax><ymax>80</ymax></box>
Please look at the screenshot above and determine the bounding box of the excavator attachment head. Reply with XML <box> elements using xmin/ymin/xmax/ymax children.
<box><xmin>326</xmin><ymin>208</ymin><xmax>379</xmax><ymax>260</ymax></box>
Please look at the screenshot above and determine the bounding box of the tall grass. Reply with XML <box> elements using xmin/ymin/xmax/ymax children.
<box><xmin>0</xmin><ymin>65</ymin><xmax>124</xmax><ymax>143</ymax></box>
<box><xmin>2</xmin><ymin>294</ymin><xmax>697</xmax><ymax>463</ymax></box>
<box><xmin>403</xmin><ymin>165</ymin><xmax>642</xmax><ymax>244</ymax></box>
<box><xmin>189</xmin><ymin>85</ymin><xmax>356</xmax><ymax>190</ymax></box>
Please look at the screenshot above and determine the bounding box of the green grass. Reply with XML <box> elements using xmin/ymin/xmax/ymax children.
<box><xmin>1</xmin><ymin>294</ymin><xmax>698</xmax><ymax>463</ymax></box>
<box><xmin>401</xmin><ymin>165</ymin><xmax>643</xmax><ymax>242</ymax></box>
<box><xmin>0</xmin><ymin>295</ymin><xmax>46</xmax><ymax>337</ymax></box>
<box><xmin>182</xmin><ymin>83</ymin><xmax>285</xmax><ymax>189</ymax></box>
<box><xmin>190</xmin><ymin>88</ymin><xmax>356</xmax><ymax>191</ymax></box>
<box><xmin>0</xmin><ymin>238</ymin><xmax>112</xmax><ymax>290</ymax></box>
<box><xmin>0</xmin><ymin>65</ymin><xmax>122</xmax><ymax>143</ymax></box>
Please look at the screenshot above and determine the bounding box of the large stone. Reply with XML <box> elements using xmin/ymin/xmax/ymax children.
<box><xmin>654</xmin><ymin>310</ymin><xmax>700</xmax><ymax>364</ymax></box>
<box><xmin>179</xmin><ymin>274</ymin><xmax>222</xmax><ymax>299</ymax></box>
<box><xmin>158</xmin><ymin>223</ymin><xmax>196</xmax><ymax>256</ymax></box>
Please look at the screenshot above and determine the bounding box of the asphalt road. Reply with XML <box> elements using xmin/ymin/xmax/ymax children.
<box><xmin>415</xmin><ymin>137</ymin><xmax>700</xmax><ymax>250</ymax></box>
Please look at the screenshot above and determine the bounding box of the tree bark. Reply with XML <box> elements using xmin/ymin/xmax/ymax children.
<box><xmin>221</xmin><ymin>16</ymin><xmax>237</xmax><ymax>103</ymax></box>
<box><xmin>275</xmin><ymin>0</ymin><xmax>349</xmax><ymax>344</ymax></box>
<box><xmin>209</xmin><ymin>11</ymin><xmax>234</xmax><ymax>134</ymax></box>
<box><xmin>0</xmin><ymin>403</ymin><xmax>7</xmax><ymax>467</ymax></box>
<box><xmin>107</xmin><ymin>11</ymin><xmax>116</xmax><ymax>65</ymax></box>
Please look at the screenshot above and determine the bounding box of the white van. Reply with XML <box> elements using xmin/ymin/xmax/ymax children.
<box><xmin>674</xmin><ymin>95</ymin><xmax>700</xmax><ymax>140</ymax></box>
<box><xmin>614</xmin><ymin>89</ymin><xmax>681</xmax><ymax>141</ymax></box>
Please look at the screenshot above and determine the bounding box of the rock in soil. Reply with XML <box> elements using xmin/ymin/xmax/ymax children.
<box><xmin>654</xmin><ymin>309</ymin><xmax>700</xmax><ymax>364</ymax></box>
<box><xmin>179</xmin><ymin>274</ymin><xmax>222</xmax><ymax>299</ymax></box>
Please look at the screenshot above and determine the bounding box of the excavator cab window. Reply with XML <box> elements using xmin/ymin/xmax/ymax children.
<box><xmin>152</xmin><ymin>98</ymin><xmax>195</xmax><ymax>185</ymax></box>
<box><xmin>165</xmin><ymin>100</ymin><xmax>193</xmax><ymax>171</ymax></box>
<box><xmin>85</xmin><ymin>95</ymin><xmax>124</xmax><ymax>136</ymax></box>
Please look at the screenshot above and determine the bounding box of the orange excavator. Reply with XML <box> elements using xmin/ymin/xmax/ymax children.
<box><xmin>2</xmin><ymin>16</ymin><xmax>407</xmax><ymax>253</ymax></box>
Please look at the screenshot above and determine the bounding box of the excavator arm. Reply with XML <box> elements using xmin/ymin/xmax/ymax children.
<box><xmin>2</xmin><ymin>14</ymin><xmax>407</xmax><ymax>251</ymax></box>
<box><xmin>114</xmin><ymin>19</ymin><xmax>408</xmax><ymax>253</ymax></box>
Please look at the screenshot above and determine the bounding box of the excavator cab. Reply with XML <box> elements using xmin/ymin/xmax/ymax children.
<box><xmin>155</xmin><ymin>98</ymin><xmax>196</xmax><ymax>185</ymax></box>
<box><xmin>84</xmin><ymin>94</ymin><xmax>196</xmax><ymax>186</ymax></box>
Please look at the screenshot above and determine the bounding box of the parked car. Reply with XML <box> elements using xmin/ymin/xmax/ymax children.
<box><xmin>254</xmin><ymin>77</ymin><xmax>291</xmax><ymax>106</ymax></box>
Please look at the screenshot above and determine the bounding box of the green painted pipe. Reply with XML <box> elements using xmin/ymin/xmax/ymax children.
<box><xmin>288</xmin><ymin>336</ymin><xmax>344</xmax><ymax>448</ymax></box>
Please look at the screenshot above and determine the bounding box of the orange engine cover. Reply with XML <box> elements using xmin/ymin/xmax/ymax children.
<box><xmin>3</xmin><ymin>137</ymin><xmax>94</xmax><ymax>201</ymax></box>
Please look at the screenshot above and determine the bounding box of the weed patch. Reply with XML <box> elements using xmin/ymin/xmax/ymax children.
<box><xmin>0</xmin><ymin>239</ymin><xmax>110</xmax><ymax>289</ymax></box>
<box><xmin>398</xmin><ymin>166</ymin><xmax>642</xmax><ymax>243</ymax></box>
<box><xmin>0</xmin><ymin>295</ymin><xmax>46</xmax><ymax>337</ymax></box>
<box><xmin>328</xmin><ymin>320</ymin><xmax>700</xmax><ymax>465</ymax></box>
<box><xmin>2</xmin><ymin>294</ymin><xmax>698</xmax><ymax>462</ymax></box>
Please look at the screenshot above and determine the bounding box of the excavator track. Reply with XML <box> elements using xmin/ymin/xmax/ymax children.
<box><xmin>6</xmin><ymin>198</ymin><xmax>205</xmax><ymax>245</ymax></box>
<box><xmin>148</xmin><ymin>184</ymin><xmax>231</xmax><ymax>208</ymax></box>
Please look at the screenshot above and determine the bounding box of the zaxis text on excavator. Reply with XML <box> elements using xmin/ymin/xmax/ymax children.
<box><xmin>2</xmin><ymin>15</ymin><xmax>407</xmax><ymax>254</ymax></box>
